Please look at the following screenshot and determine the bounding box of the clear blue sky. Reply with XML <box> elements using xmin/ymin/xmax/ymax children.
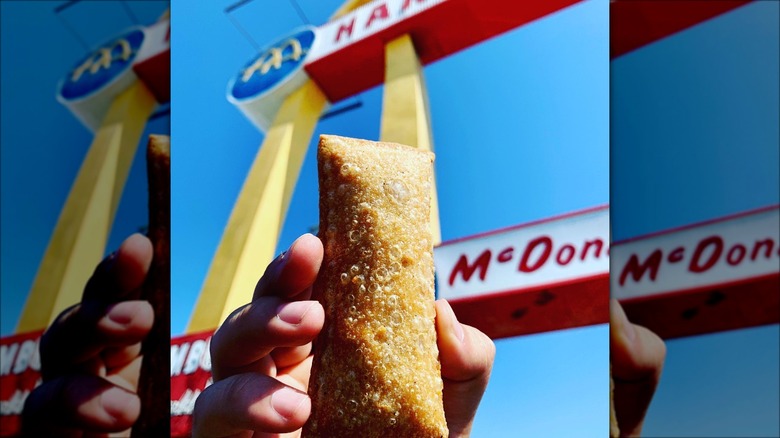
<box><xmin>171</xmin><ymin>0</ymin><xmax>609</xmax><ymax>436</ymax></box>
<box><xmin>611</xmin><ymin>2</ymin><xmax>779</xmax><ymax>437</ymax></box>
<box><xmin>1</xmin><ymin>1</ymin><xmax>170</xmax><ymax>335</ymax></box>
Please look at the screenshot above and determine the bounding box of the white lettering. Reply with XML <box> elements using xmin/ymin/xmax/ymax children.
<box><xmin>199</xmin><ymin>338</ymin><xmax>212</xmax><ymax>371</ymax></box>
<box><xmin>170</xmin><ymin>389</ymin><xmax>200</xmax><ymax>416</ymax></box>
<box><xmin>12</xmin><ymin>340</ymin><xmax>37</xmax><ymax>374</ymax></box>
<box><xmin>0</xmin><ymin>343</ymin><xmax>19</xmax><ymax>376</ymax></box>
<box><xmin>171</xmin><ymin>342</ymin><xmax>190</xmax><ymax>376</ymax></box>
<box><xmin>171</xmin><ymin>337</ymin><xmax>213</xmax><ymax>376</ymax></box>
<box><xmin>0</xmin><ymin>389</ymin><xmax>30</xmax><ymax>415</ymax></box>
<box><xmin>170</xmin><ymin>378</ymin><xmax>212</xmax><ymax>416</ymax></box>
<box><xmin>183</xmin><ymin>340</ymin><xmax>207</xmax><ymax>375</ymax></box>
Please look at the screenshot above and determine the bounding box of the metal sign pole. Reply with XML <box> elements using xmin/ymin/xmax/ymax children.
<box><xmin>380</xmin><ymin>34</ymin><xmax>442</xmax><ymax>245</ymax></box>
<box><xmin>186</xmin><ymin>80</ymin><xmax>326</xmax><ymax>333</ymax></box>
<box><xmin>16</xmin><ymin>80</ymin><xmax>156</xmax><ymax>332</ymax></box>
<box><xmin>186</xmin><ymin>0</ymin><xmax>369</xmax><ymax>333</ymax></box>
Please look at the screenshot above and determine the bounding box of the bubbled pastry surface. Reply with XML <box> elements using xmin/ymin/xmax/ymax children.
<box><xmin>303</xmin><ymin>135</ymin><xmax>448</xmax><ymax>438</ymax></box>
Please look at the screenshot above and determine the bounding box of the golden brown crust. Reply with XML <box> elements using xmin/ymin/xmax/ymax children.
<box><xmin>131</xmin><ymin>135</ymin><xmax>170</xmax><ymax>438</ymax></box>
<box><xmin>303</xmin><ymin>135</ymin><xmax>447</xmax><ymax>438</ymax></box>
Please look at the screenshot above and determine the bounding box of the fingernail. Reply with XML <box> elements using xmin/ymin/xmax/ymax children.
<box><xmin>275</xmin><ymin>250</ymin><xmax>289</xmax><ymax>273</ymax></box>
<box><xmin>446</xmin><ymin>301</ymin><xmax>465</xmax><ymax>343</ymax></box>
<box><xmin>271</xmin><ymin>387</ymin><xmax>308</xmax><ymax>420</ymax></box>
<box><xmin>104</xmin><ymin>251</ymin><xmax>125</xmax><ymax>293</ymax></box>
<box><xmin>106</xmin><ymin>250</ymin><xmax>119</xmax><ymax>265</ymax></box>
<box><xmin>94</xmin><ymin>251</ymin><xmax>119</xmax><ymax>278</ymax></box>
<box><xmin>101</xmin><ymin>386</ymin><xmax>138</xmax><ymax>420</ymax></box>
<box><xmin>274</xmin><ymin>238</ymin><xmax>299</xmax><ymax>275</ymax></box>
<box><xmin>611</xmin><ymin>300</ymin><xmax>636</xmax><ymax>343</ymax></box>
<box><xmin>276</xmin><ymin>301</ymin><xmax>313</xmax><ymax>325</ymax></box>
<box><xmin>107</xmin><ymin>302</ymin><xmax>135</xmax><ymax>325</ymax></box>
<box><xmin>275</xmin><ymin>234</ymin><xmax>314</xmax><ymax>277</ymax></box>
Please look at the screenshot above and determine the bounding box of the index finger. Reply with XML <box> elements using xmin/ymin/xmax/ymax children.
<box><xmin>253</xmin><ymin>234</ymin><xmax>323</xmax><ymax>301</ymax></box>
<box><xmin>210</xmin><ymin>234</ymin><xmax>324</xmax><ymax>380</ymax></box>
<box><xmin>210</xmin><ymin>298</ymin><xmax>324</xmax><ymax>381</ymax></box>
<box><xmin>610</xmin><ymin>299</ymin><xmax>666</xmax><ymax>381</ymax></box>
<box><xmin>82</xmin><ymin>234</ymin><xmax>153</xmax><ymax>303</ymax></box>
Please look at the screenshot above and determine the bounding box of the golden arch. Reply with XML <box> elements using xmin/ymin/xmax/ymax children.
<box><xmin>241</xmin><ymin>38</ymin><xmax>307</xmax><ymax>82</ymax></box>
<box><xmin>70</xmin><ymin>38</ymin><xmax>134</xmax><ymax>82</ymax></box>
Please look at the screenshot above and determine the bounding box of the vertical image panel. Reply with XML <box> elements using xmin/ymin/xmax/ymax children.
<box><xmin>171</xmin><ymin>0</ymin><xmax>610</xmax><ymax>436</ymax></box>
<box><xmin>0</xmin><ymin>1</ymin><xmax>170</xmax><ymax>436</ymax></box>
<box><xmin>610</xmin><ymin>1</ymin><xmax>779</xmax><ymax>436</ymax></box>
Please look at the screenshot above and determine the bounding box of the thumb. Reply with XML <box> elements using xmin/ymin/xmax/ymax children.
<box><xmin>610</xmin><ymin>299</ymin><xmax>666</xmax><ymax>437</ymax></box>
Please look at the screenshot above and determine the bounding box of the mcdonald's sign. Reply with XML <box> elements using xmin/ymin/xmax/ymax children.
<box><xmin>227</xmin><ymin>27</ymin><xmax>317</xmax><ymax>131</ymax></box>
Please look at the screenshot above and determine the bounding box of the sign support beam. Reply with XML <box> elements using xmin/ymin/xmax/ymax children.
<box><xmin>187</xmin><ymin>80</ymin><xmax>326</xmax><ymax>333</ymax></box>
<box><xmin>380</xmin><ymin>34</ymin><xmax>442</xmax><ymax>245</ymax></box>
<box><xmin>17</xmin><ymin>81</ymin><xmax>157</xmax><ymax>332</ymax></box>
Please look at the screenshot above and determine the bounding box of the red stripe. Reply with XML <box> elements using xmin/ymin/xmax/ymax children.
<box><xmin>621</xmin><ymin>274</ymin><xmax>779</xmax><ymax>339</ymax></box>
<box><xmin>449</xmin><ymin>274</ymin><xmax>609</xmax><ymax>339</ymax></box>
<box><xmin>610</xmin><ymin>0</ymin><xmax>752</xmax><ymax>59</ymax></box>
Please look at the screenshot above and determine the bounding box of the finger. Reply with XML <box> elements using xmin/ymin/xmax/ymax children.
<box><xmin>83</xmin><ymin>234</ymin><xmax>153</xmax><ymax>302</ymax></box>
<box><xmin>211</xmin><ymin>299</ymin><xmax>324</xmax><ymax>381</ymax></box>
<box><xmin>104</xmin><ymin>354</ymin><xmax>144</xmax><ymax>393</ymax></box>
<box><xmin>276</xmin><ymin>355</ymin><xmax>314</xmax><ymax>393</ymax></box>
<box><xmin>253</xmin><ymin>234</ymin><xmax>323</xmax><ymax>300</ymax></box>
<box><xmin>270</xmin><ymin>343</ymin><xmax>312</xmax><ymax>371</ymax></box>
<box><xmin>192</xmin><ymin>373</ymin><xmax>311</xmax><ymax>437</ymax></box>
<box><xmin>22</xmin><ymin>375</ymin><xmax>140</xmax><ymax>435</ymax></box>
<box><xmin>102</xmin><ymin>342</ymin><xmax>143</xmax><ymax>373</ymax></box>
<box><xmin>40</xmin><ymin>300</ymin><xmax>153</xmax><ymax>379</ymax></box>
<box><xmin>435</xmin><ymin>299</ymin><xmax>495</xmax><ymax>438</ymax></box>
<box><xmin>610</xmin><ymin>300</ymin><xmax>666</xmax><ymax>380</ymax></box>
<box><xmin>610</xmin><ymin>299</ymin><xmax>666</xmax><ymax>437</ymax></box>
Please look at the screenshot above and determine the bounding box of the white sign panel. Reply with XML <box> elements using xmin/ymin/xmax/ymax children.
<box><xmin>435</xmin><ymin>207</ymin><xmax>610</xmax><ymax>301</ymax></box>
<box><xmin>611</xmin><ymin>206</ymin><xmax>780</xmax><ymax>300</ymax></box>
<box><xmin>134</xmin><ymin>17</ymin><xmax>170</xmax><ymax>64</ymax></box>
<box><xmin>307</xmin><ymin>0</ymin><xmax>444</xmax><ymax>63</ymax></box>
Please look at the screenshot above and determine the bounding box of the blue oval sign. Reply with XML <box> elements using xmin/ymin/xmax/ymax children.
<box><xmin>230</xmin><ymin>28</ymin><xmax>315</xmax><ymax>101</ymax></box>
<box><xmin>59</xmin><ymin>29</ymin><xmax>144</xmax><ymax>101</ymax></box>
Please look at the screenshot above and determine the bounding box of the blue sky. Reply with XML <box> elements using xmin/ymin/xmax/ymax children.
<box><xmin>171</xmin><ymin>0</ymin><xmax>608</xmax><ymax>436</ymax></box>
<box><xmin>611</xmin><ymin>2</ymin><xmax>779</xmax><ymax>436</ymax></box>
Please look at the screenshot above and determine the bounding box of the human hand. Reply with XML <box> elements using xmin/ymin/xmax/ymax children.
<box><xmin>434</xmin><ymin>298</ymin><xmax>495</xmax><ymax>437</ymax></box>
<box><xmin>192</xmin><ymin>233</ymin><xmax>495</xmax><ymax>438</ymax></box>
<box><xmin>610</xmin><ymin>299</ymin><xmax>666</xmax><ymax>437</ymax></box>
<box><xmin>22</xmin><ymin>234</ymin><xmax>154</xmax><ymax>437</ymax></box>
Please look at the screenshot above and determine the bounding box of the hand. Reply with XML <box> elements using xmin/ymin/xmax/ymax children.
<box><xmin>435</xmin><ymin>298</ymin><xmax>495</xmax><ymax>437</ymax></box>
<box><xmin>610</xmin><ymin>299</ymin><xmax>666</xmax><ymax>437</ymax></box>
<box><xmin>22</xmin><ymin>234</ymin><xmax>154</xmax><ymax>437</ymax></box>
<box><xmin>193</xmin><ymin>233</ymin><xmax>495</xmax><ymax>438</ymax></box>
